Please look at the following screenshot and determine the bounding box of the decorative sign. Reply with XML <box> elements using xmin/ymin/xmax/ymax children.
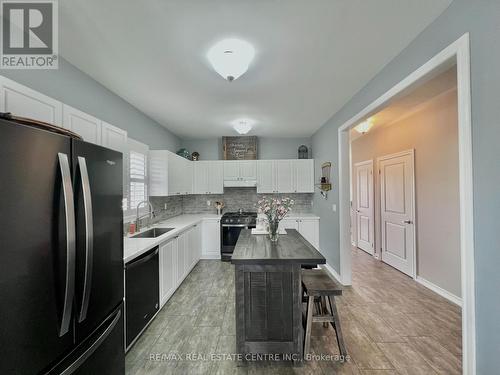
<box><xmin>222</xmin><ymin>136</ymin><xmax>257</xmax><ymax>160</ymax></box>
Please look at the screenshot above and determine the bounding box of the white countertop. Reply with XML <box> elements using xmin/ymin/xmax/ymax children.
<box><xmin>124</xmin><ymin>214</ymin><xmax>221</xmax><ymax>263</ymax></box>
<box><xmin>123</xmin><ymin>212</ymin><xmax>319</xmax><ymax>263</ymax></box>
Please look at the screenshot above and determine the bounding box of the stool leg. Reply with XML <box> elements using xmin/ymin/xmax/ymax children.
<box><xmin>321</xmin><ymin>296</ymin><xmax>329</xmax><ymax>328</ymax></box>
<box><xmin>328</xmin><ymin>296</ymin><xmax>347</xmax><ymax>357</ymax></box>
<box><xmin>304</xmin><ymin>296</ymin><xmax>314</xmax><ymax>359</ymax></box>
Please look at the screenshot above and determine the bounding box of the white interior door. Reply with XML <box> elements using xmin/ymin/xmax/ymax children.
<box><xmin>354</xmin><ymin>160</ymin><xmax>374</xmax><ymax>254</ymax></box>
<box><xmin>379</xmin><ymin>150</ymin><xmax>415</xmax><ymax>277</ymax></box>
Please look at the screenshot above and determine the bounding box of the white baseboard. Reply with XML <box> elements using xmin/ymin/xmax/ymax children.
<box><xmin>320</xmin><ymin>263</ymin><xmax>344</xmax><ymax>285</ymax></box>
<box><xmin>416</xmin><ymin>276</ymin><xmax>462</xmax><ymax>307</ymax></box>
<box><xmin>201</xmin><ymin>253</ymin><xmax>221</xmax><ymax>260</ymax></box>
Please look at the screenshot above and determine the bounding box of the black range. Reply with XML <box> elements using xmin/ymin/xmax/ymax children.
<box><xmin>220</xmin><ymin>211</ymin><xmax>257</xmax><ymax>261</ymax></box>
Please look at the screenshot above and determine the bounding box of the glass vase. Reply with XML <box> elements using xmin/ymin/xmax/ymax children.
<box><xmin>268</xmin><ymin>219</ymin><xmax>279</xmax><ymax>242</ymax></box>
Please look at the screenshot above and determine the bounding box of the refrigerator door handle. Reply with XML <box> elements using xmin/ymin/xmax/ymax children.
<box><xmin>58</xmin><ymin>153</ymin><xmax>76</xmax><ymax>337</ymax></box>
<box><xmin>77</xmin><ymin>156</ymin><xmax>94</xmax><ymax>323</ymax></box>
<box><xmin>59</xmin><ymin>309</ymin><xmax>122</xmax><ymax>375</ymax></box>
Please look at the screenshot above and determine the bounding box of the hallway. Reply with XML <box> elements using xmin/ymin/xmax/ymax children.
<box><xmin>126</xmin><ymin>249</ymin><xmax>462</xmax><ymax>374</ymax></box>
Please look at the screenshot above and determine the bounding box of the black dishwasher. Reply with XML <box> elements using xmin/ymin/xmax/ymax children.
<box><xmin>125</xmin><ymin>246</ymin><xmax>159</xmax><ymax>349</ymax></box>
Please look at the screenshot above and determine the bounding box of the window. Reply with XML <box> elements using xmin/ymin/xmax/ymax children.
<box><xmin>123</xmin><ymin>138</ymin><xmax>149</xmax><ymax>219</ymax></box>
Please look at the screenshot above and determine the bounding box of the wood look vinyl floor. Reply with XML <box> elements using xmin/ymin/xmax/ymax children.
<box><xmin>126</xmin><ymin>248</ymin><xmax>462</xmax><ymax>374</ymax></box>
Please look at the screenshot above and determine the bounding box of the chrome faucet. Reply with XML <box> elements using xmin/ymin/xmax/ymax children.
<box><xmin>136</xmin><ymin>200</ymin><xmax>154</xmax><ymax>231</ymax></box>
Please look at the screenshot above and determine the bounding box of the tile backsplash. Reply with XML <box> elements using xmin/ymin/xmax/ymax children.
<box><xmin>124</xmin><ymin>188</ymin><xmax>313</xmax><ymax>233</ymax></box>
<box><xmin>182</xmin><ymin>188</ymin><xmax>314</xmax><ymax>214</ymax></box>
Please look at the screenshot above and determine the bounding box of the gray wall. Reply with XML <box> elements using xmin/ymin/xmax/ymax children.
<box><xmin>311</xmin><ymin>0</ymin><xmax>500</xmax><ymax>372</ymax></box>
<box><xmin>0</xmin><ymin>57</ymin><xmax>180</xmax><ymax>150</ymax></box>
<box><xmin>181</xmin><ymin>137</ymin><xmax>312</xmax><ymax>160</ymax></box>
<box><xmin>352</xmin><ymin>89</ymin><xmax>460</xmax><ymax>297</ymax></box>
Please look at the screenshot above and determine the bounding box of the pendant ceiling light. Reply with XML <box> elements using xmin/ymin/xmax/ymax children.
<box><xmin>207</xmin><ymin>38</ymin><xmax>255</xmax><ymax>81</ymax></box>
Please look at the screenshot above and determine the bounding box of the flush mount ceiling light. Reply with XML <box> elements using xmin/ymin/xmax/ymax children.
<box><xmin>355</xmin><ymin>119</ymin><xmax>374</xmax><ymax>134</ymax></box>
<box><xmin>207</xmin><ymin>38</ymin><xmax>255</xmax><ymax>81</ymax></box>
<box><xmin>232</xmin><ymin>118</ymin><xmax>254</xmax><ymax>134</ymax></box>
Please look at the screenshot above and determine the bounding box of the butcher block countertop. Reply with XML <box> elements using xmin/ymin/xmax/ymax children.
<box><xmin>231</xmin><ymin>229</ymin><xmax>326</xmax><ymax>266</ymax></box>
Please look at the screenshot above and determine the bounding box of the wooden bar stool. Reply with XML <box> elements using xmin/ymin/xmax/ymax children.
<box><xmin>302</xmin><ymin>269</ymin><xmax>347</xmax><ymax>358</ymax></box>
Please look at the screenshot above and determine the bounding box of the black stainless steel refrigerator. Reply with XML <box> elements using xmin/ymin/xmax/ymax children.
<box><xmin>0</xmin><ymin>116</ymin><xmax>125</xmax><ymax>374</ymax></box>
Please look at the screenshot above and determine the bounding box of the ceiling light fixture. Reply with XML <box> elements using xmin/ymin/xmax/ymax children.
<box><xmin>232</xmin><ymin>118</ymin><xmax>254</xmax><ymax>134</ymax></box>
<box><xmin>355</xmin><ymin>119</ymin><xmax>374</xmax><ymax>134</ymax></box>
<box><xmin>207</xmin><ymin>38</ymin><xmax>255</xmax><ymax>81</ymax></box>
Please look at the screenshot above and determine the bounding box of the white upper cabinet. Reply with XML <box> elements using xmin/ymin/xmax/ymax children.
<box><xmin>149</xmin><ymin>150</ymin><xmax>193</xmax><ymax>196</ymax></box>
<box><xmin>194</xmin><ymin>161</ymin><xmax>224</xmax><ymax>194</ymax></box>
<box><xmin>294</xmin><ymin>159</ymin><xmax>314</xmax><ymax>193</ymax></box>
<box><xmin>0</xmin><ymin>78</ymin><xmax>62</xmax><ymax>125</ymax></box>
<box><xmin>223</xmin><ymin>161</ymin><xmax>240</xmax><ymax>181</ymax></box>
<box><xmin>275</xmin><ymin>160</ymin><xmax>295</xmax><ymax>193</ymax></box>
<box><xmin>239</xmin><ymin>161</ymin><xmax>257</xmax><ymax>180</ymax></box>
<box><xmin>149</xmin><ymin>150</ymin><xmax>169</xmax><ymax>196</ymax></box>
<box><xmin>101</xmin><ymin>121</ymin><xmax>127</xmax><ymax>153</ymax></box>
<box><xmin>63</xmin><ymin>104</ymin><xmax>101</xmax><ymax>144</ymax></box>
<box><xmin>223</xmin><ymin>160</ymin><xmax>257</xmax><ymax>186</ymax></box>
<box><xmin>193</xmin><ymin>161</ymin><xmax>209</xmax><ymax>194</ymax></box>
<box><xmin>208</xmin><ymin>161</ymin><xmax>224</xmax><ymax>194</ymax></box>
<box><xmin>257</xmin><ymin>160</ymin><xmax>275</xmax><ymax>193</ymax></box>
<box><xmin>257</xmin><ymin>159</ymin><xmax>314</xmax><ymax>193</ymax></box>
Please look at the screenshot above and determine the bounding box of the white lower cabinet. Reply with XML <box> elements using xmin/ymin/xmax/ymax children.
<box><xmin>202</xmin><ymin>218</ymin><xmax>221</xmax><ymax>259</ymax></box>
<box><xmin>279</xmin><ymin>217</ymin><xmax>319</xmax><ymax>249</ymax></box>
<box><xmin>159</xmin><ymin>238</ymin><xmax>177</xmax><ymax>307</ymax></box>
<box><xmin>159</xmin><ymin>224</ymin><xmax>202</xmax><ymax>307</ymax></box>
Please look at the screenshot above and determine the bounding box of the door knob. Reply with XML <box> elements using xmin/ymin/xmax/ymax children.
<box><xmin>403</xmin><ymin>220</ymin><xmax>413</xmax><ymax>224</ymax></box>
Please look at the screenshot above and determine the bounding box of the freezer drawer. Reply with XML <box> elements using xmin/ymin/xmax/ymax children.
<box><xmin>46</xmin><ymin>303</ymin><xmax>125</xmax><ymax>375</ymax></box>
<box><xmin>125</xmin><ymin>247</ymin><xmax>159</xmax><ymax>349</ymax></box>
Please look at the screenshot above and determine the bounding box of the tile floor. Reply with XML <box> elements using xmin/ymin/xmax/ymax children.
<box><xmin>126</xmin><ymin>248</ymin><xmax>462</xmax><ymax>374</ymax></box>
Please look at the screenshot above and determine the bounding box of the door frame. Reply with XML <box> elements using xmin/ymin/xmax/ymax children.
<box><xmin>337</xmin><ymin>33</ymin><xmax>475</xmax><ymax>374</ymax></box>
<box><xmin>377</xmin><ymin>149</ymin><xmax>416</xmax><ymax>278</ymax></box>
<box><xmin>353</xmin><ymin>159</ymin><xmax>374</xmax><ymax>255</ymax></box>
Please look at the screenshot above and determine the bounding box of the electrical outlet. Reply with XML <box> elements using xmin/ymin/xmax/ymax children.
<box><xmin>332</xmin><ymin>204</ymin><xmax>337</xmax><ymax>212</ymax></box>
<box><xmin>164</xmin><ymin>203</ymin><xmax>168</xmax><ymax>210</ymax></box>
<box><xmin>207</xmin><ymin>200</ymin><xmax>211</xmax><ymax>206</ymax></box>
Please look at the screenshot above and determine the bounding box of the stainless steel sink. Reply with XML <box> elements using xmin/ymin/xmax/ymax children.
<box><xmin>131</xmin><ymin>228</ymin><xmax>174</xmax><ymax>238</ymax></box>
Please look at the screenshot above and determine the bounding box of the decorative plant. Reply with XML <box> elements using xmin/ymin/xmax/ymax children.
<box><xmin>257</xmin><ymin>196</ymin><xmax>294</xmax><ymax>241</ymax></box>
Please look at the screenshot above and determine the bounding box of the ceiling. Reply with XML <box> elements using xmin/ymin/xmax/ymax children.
<box><xmin>59</xmin><ymin>0</ymin><xmax>452</xmax><ymax>139</ymax></box>
<box><xmin>350</xmin><ymin>66</ymin><xmax>457</xmax><ymax>141</ymax></box>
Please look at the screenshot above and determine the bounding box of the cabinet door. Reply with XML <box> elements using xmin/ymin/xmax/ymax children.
<box><xmin>224</xmin><ymin>161</ymin><xmax>240</xmax><ymax>181</ymax></box>
<box><xmin>149</xmin><ymin>151</ymin><xmax>168</xmax><ymax>196</ymax></box>
<box><xmin>202</xmin><ymin>219</ymin><xmax>221</xmax><ymax>258</ymax></box>
<box><xmin>0</xmin><ymin>78</ymin><xmax>62</xmax><ymax>125</ymax></box>
<box><xmin>176</xmin><ymin>233</ymin><xmax>187</xmax><ymax>284</ymax></box>
<box><xmin>168</xmin><ymin>153</ymin><xmax>183</xmax><ymax>195</ymax></box>
<box><xmin>181</xmin><ymin>158</ymin><xmax>193</xmax><ymax>195</ymax></box>
<box><xmin>208</xmin><ymin>161</ymin><xmax>224</xmax><ymax>194</ymax></box>
<box><xmin>193</xmin><ymin>161</ymin><xmax>209</xmax><ymax>194</ymax></box>
<box><xmin>239</xmin><ymin>160</ymin><xmax>257</xmax><ymax>180</ymax></box>
<box><xmin>298</xmin><ymin>219</ymin><xmax>319</xmax><ymax>249</ymax></box>
<box><xmin>101</xmin><ymin>121</ymin><xmax>127</xmax><ymax>153</ymax></box>
<box><xmin>275</xmin><ymin>160</ymin><xmax>294</xmax><ymax>193</ymax></box>
<box><xmin>159</xmin><ymin>239</ymin><xmax>177</xmax><ymax>306</ymax></box>
<box><xmin>257</xmin><ymin>160</ymin><xmax>275</xmax><ymax>193</ymax></box>
<box><xmin>63</xmin><ymin>104</ymin><xmax>101</xmax><ymax>144</ymax></box>
<box><xmin>295</xmin><ymin>159</ymin><xmax>314</xmax><ymax>193</ymax></box>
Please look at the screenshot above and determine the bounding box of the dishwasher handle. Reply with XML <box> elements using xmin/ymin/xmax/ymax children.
<box><xmin>126</xmin><ymin>247</ymin><xmax>159</xmax><ymax>269</ymax></box>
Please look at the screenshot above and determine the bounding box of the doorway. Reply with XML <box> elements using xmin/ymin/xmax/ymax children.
<box><xmin>338</xmin><ymin>34</ymin><xmax>475</xmax><ymax>374</ymax></box>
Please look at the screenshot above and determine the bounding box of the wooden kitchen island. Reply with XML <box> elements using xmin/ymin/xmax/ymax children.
<box><xmin>231</xmin><ymin>229</ymin><xmax>326</xmax><ymax>363</ymax></box>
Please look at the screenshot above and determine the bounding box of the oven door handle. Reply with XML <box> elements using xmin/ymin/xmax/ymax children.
<box><xmin>221</xmin><ymin>224</ymin><xmax>250</xmax><ymax>228</ymax></box>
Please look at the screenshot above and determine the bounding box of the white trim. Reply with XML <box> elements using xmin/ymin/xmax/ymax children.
<box><xmin>337</xmin><ymin>33</ymin><xmax>475</xmax><ymax>374</ymax></box>
<box><xmin>416</xmin><ymin>276</ymin><xmax>462</xmax><ymax>307</ymax></box>
<box><xmin>200</xmin><ymin>254</ymin><xmax>221</xmax><ymax>260</ymax></box>
<box><xmin>377</xmin><ymin>149</ymin><xmax>416</xmax><ymax>279</ymax></box>
<box><xmin>320</xmin><ymin>262</ymin><xmax>343</xmax><ymax>285</ymax></box>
